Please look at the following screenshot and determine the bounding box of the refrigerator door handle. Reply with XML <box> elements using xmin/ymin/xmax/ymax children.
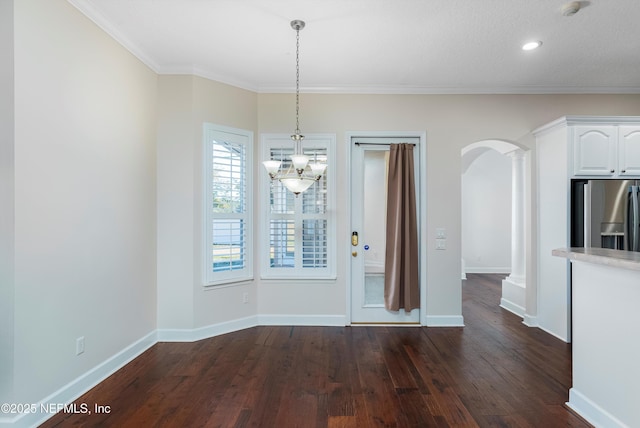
<box><xmin>584</xmin><ymin>182</ymin><xmax>592</xmax><ymax>247</ymax></box>
<box><xmin>632</xmin><ymin>186</ymin><xmax>640</xmax><ymax>252</ymax></box>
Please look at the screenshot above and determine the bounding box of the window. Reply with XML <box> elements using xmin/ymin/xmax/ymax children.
<box><xmin>204</xmin><ymin>124</ymin><xmax>253</xmax><ymax>286</ymax></box>
<box><xmin>261</xmin><ymin>134</ymin><xmax>336</xmax><ymax>279</ymax></box>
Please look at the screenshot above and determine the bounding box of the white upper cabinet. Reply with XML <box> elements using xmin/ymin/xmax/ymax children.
<box><xmin>618</xmin><ymin>126</ymin><xmax>640</xmax><ymax>176</ymax></box>
<box><xmin>572</xmin><ymin>124</ymin><xmax>640</xmax><ymax>177</ymax></box>
<box><xmin>572</xmin><ymin>126</ymin><xmax>616</xmax><ymax>176</ymax></box>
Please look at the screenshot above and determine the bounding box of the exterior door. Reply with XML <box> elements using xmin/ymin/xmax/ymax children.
<box><xmin>350</xmin><ymin>136</ymin><xmax>421</xmax><ymax>324</ymax></box>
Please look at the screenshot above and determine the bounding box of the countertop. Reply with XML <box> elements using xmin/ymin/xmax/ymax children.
<box><xmin>552</xmin><ymin>247</ymin><xmax>640</xmax><ymax>272</ymax></box>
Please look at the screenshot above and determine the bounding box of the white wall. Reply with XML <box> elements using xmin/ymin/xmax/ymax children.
<box><xmin>156</xmin><ymin>76</ymin><xmax>196</xmax><ymax>330</ymax></box>
<box><xmin>462</xmin><ymin>149</ymin><xmax>512</xmax><ymax>273</ymax></box>
<box><xmin>12</xmin><ymin>0</ymin><xmax>157</xmax><ymax>405</ymax></box>
<box><xmin>536</xmin><ymin>124</ymin><xmax>571</xmax><ymax>341</ymax></box>
<box><xmin>257</xmin><ymin>93</ymin><xmax>640</xmax><ymax>322</ymax></box>
<box><xmin>0</xmin><ymin>0</ymin><xmax>15</xmax><ymax>405</ymax></box>
<box><xmin>156</xmin><ymin>75</ymin><xmax>258</xmax><ymax>332</ymax></box>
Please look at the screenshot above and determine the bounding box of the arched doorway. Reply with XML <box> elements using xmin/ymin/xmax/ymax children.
<box><xmin>461</xmin><ymin>139</ymin><xmax>534</xmax><ymax>323</ymax></box>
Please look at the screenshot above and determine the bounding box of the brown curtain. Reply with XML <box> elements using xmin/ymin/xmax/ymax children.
<box><xmin>384</xmin><ymin>143</ymin><xmax>419</xmax><ymax>312</ymax></box>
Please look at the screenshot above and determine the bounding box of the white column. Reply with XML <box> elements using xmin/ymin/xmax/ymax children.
<box><xmin>501</xmin><ymin>149</ymin><xmax>526</xmax><ymax>317</ymax></box>
<box><xmin>508</xmin><ymin>149</ymin><xmax>526</xmax><ymax>285</ymax></box>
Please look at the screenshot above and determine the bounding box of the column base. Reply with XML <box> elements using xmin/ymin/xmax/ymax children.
<box><xmin>522</xmin><ymin>314</ymin><xmax>538</xmax><ymax>327</ymax></box>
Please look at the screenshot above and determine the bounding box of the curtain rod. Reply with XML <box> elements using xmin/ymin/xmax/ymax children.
<box><xmin>354</xmin><ymin>142</ymin><xmax>416</xmax><ymax>146</ymax></box>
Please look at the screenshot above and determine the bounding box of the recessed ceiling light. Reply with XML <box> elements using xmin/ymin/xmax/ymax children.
<box><xmin>562</xmin><ymin>1</ymin><xmax>581</xmax><ymax>16</ymax></box>
<box><xmin>522</xmin><ymin>41</ymin><xmax>542</xmax><ymax>51</ymax></box>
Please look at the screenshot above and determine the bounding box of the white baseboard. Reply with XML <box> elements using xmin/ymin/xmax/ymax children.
<box><xmin>522</xmin><ymin>314</ymin><xmax>538</xmax><ymax>327</ymax></box>
<box><xmin>156</xmin><ymin>315</ymin><xmax>346</xmax><ymax>342</ymax></box>
<box><xmin>424</xmin><ymin>315</ymin><xmax>465</xmax><ymax>327</ymax></box>
<box><xmin>157</xmin><ymin>315</ymin><xmax>259</xmax><ymax>342</ymax></box>
<box><xmin>258</xmin><ymin>314</ymin><xmax>346</xmax><ymax>326</ymax></box>
<box><xmin>157</xmin><ymin>314</ymin><xmax>347</xmax><ymax>343</ymax></box>
<box><xmin>464</xmin><ymin>267</ymin><xmax>511</xmax><ymax>274</ymax></box>
<box><xmin>500</xmin><ymin>298</ymin><xmax>525</xmax><ymax>318</ymax></box>
<box><xmin>537</xmin><ymin>324</ymin><xmax>570</xmax><ymax>343</ymax></box>
<box><xmin>567</xmin><ymin>388</ymin><xmax>627</xmax><ymax>428</ymax></box>
<box><xmin>5</xmin><ymin>331</ymin><xmax>157</xmax><ymax>428</ymax></box>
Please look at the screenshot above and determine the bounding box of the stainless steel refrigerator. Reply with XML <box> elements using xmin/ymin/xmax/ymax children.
<box><xmin>571</xmin><ymin>179</ymin><xmax>640</xmax><ymax>252</ymax></box>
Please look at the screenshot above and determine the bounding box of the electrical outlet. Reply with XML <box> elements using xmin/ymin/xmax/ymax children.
<box><xmin>436</xmin><ymin>227</ymin><xmax>446</xmax><ymax>238</ymax></box>
<box><xmin>242</xmin><ymin>292</ymin><xmax>249</xmax><ymax>304</ymax></box>
<box><xmin>76</xmin><ymin>336</ymin><xmax>85</xmax><ymax>355</ymax></box>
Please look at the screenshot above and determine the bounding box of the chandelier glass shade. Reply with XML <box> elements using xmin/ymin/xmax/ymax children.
<box><xmin>262</xmin><ymin>19</ymin><xmax>327</xmax><ymax>196</ymax></box>
<box><xmin>263</xmin><ymin>137</ymin><xmax>327</xmax><ymax>196</ymax></box>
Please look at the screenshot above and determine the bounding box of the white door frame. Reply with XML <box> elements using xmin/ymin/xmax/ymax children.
<box><xmin>346</xmin><ymin>131</ymin><xmax>428</xmax><ymax>325</ymax></box>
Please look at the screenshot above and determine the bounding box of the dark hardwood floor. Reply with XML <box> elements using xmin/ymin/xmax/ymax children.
<box><xmin>40</xmin><ymin>274</ymin><xmax>590</xmax><ymax>427</ymax></box>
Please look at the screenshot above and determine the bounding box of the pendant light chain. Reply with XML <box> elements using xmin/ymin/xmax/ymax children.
<box><xmin>296</xmin><ymin>26</ymin><xmax>300</xmax><ymax>134</ymax></box>
<box><xmin>262</xmin><ymin>19</ymin><xmax>326</xmax><ymax>197</ymax></box>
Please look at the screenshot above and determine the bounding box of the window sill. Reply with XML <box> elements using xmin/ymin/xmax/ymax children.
<box><xmin>204</xmin><ymin>276</ymin><xmax>254</xmax><ymax>289</ymax></box>
<box><xmin>260</xmin><ymin>275</ymin><xmax>337</xmax><ymax>283</ymax></box>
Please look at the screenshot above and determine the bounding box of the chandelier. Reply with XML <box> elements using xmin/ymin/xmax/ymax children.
<box><xmin>262</xmin><ymin>20</ymin><xmax>327</xmax><ymax>196</ymax></box>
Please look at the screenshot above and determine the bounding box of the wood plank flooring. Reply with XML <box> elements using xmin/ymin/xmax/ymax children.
<box><xmin>40</xmin><ymin>274</ymin><xmax>591</xmax><ymax>427</ymax></box>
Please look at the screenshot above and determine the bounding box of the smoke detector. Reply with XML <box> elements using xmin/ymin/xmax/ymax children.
<box><xmin>562</xmin><ymin>1</ymin><xmax>581</xmax><ymax>16</ymax></box>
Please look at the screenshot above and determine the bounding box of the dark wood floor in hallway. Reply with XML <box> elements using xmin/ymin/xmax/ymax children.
<box><xmin>40</xmin><ymin>274</ymin><xmax>590</xmax><ymax>427</ymax></box>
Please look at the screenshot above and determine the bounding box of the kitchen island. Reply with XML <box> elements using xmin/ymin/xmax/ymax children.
<box><xmin>553</xmin><ymin>247</ymin><xmax>640</xmax><ymax>428</ymax></box>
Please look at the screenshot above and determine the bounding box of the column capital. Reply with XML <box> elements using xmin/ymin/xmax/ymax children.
<box><xmin>506</xmin><ymin>148</ymin><xmax>526</xmax><ymax>160</ymax></box>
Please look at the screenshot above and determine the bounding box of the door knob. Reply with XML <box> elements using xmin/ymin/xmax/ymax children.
<box><xmin>352</xmin><ymin>251</ymin><xmax>358</xmax><ymax>257</ymax></box>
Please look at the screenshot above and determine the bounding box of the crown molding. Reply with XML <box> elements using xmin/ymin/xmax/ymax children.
<box><xmin>67</xmin><ymin>0</ymin><xmax>161</xmax><ymax>72</ymax></box>
<box><xmin>67</xmin><ymin>1</ymin><xmax>640</xmax><ymax>96</ymax></box>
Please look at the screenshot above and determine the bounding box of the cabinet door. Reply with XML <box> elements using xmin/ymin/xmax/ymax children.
<box><xmin>573</xmin><ymin>126</ymin><xmax>617</xmax><ymax>176</ymax></box>
<box><xmin>618</xmin><ymin>126</ymin><xmax>640</xmax><ymax>176</ymax></box>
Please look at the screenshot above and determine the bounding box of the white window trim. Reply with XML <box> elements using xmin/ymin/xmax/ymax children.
<box><xmin>260</xmin><ymin>133</ymin><xmax>336</xmax><ymax>281</ymax></box>
<box><xmin>203</xmin><ymin>123</ymin><xmax>253</xmax><ymax>287</ymax></box>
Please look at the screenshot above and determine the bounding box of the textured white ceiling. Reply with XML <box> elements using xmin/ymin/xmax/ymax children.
<box><xmin>68</xmin><ymin>0</ymin><xmax>640</xmax><ymax>94</ymax></box>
